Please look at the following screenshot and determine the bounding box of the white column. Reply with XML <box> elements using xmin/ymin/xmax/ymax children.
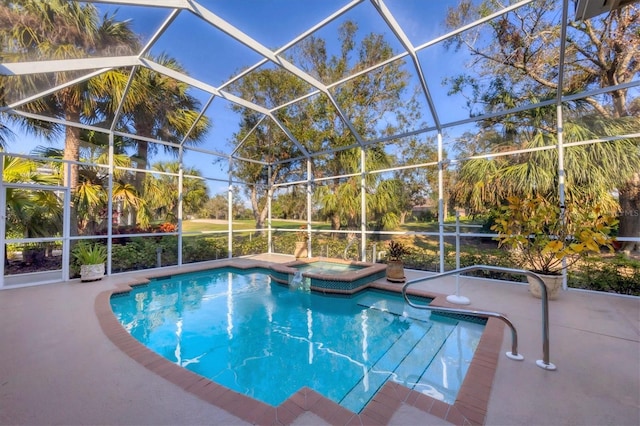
<box><xmin>227</xmin><ymin>159</ymin><xmax>233</xmax><ymax>258</ymax></box>
<box><xmin>177</xmin><ymin>146</ymin><xmax>184</xmax><ymax>266</ymax></box>
<box><xmin>437</xmin><ymin>132</ymin><xmax>445</xmax><ymax>273</ymax></box>
<box><xmin>0</xmin><ymin>154</ymin><xmax>6</xmax><ymax>287</ymax></box>
<box><xmin>267</xmin><ymin>165</ymin><xmax>273</xmax><ymax>254</ymax></box>
<box><xmin>360</xmin><ymin>148</ymin><xmax>367</xmax><ymax>261</ymax></box>
<box><xmin>306</xmin><ymin>159</ymin><xmax>312</xmax><ymax>257</ymax></box>
<box><xmin>106</xmin><ymin>133</ymin><xmax>114</xmax><ymax>276</ymax></box>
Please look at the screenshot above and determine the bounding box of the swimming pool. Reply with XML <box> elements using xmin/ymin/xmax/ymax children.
<box><xmin>110</xmin><ymin>267</ymin><xmax>484</xmax><ymax>413</ymax></box>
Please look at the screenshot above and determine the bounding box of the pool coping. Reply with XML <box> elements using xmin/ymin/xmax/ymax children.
<box><xmin>95</xmin><ymin>260</ymin><xmax>503</xmax><ymax>425</ymax></box>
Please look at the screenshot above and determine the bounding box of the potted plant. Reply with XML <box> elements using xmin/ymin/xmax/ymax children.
<box><xmin>386</xmin><ymin>240</ymin><xmax>411</xmax><ymax>283</ymax></box>
<box><xmin>73</xmin><ymin>242</ymin><xmax>107</xmax><ymax>282</ymax></box>
<box><xmin>491</xmin><ymin>195</ymin><xmax>617</xmax><ymax>299</ymax></box>
<box><xmin>294</xmin><ymin>226</ymin><xmax>309</xmax><ymax>258</ymax></box>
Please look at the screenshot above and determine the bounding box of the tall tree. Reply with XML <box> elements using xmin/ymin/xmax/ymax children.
<box><xmin>451</xmin><ymin>116</ymin><xmax>640</xmax><ymax>213</ymax></box>
<box><xmin>229</xmin><ymin>21</ymin><xmax>420</xmax><ymax>231</ymax></box>
<box><xmin>394</xmin><ymin>136</ymin><xmax>440</xmax><ymax>223</ymax></box>
<box><xmin>445</xmin><ymin>0</ymin><xmax>640</xmax><ymax>251</ymax></box>
<box><xmin>29</xmin><ymin>144</ymin><xmax>144</xmax><ymax>234</ymax></box>
<box><xmin>0</xmin><ymin>0</ymin><xmax>139</xmax><ymax>235</ymax></box>
<box><xmin>300</xmin><ymin>22</ymin><xmax>414</xmax><ymax>231</ymax></box>
<box><xmin>228</xmin><ymin>66</ymin><xmax>311</xmax><ymax>231</ymax></box>
<box><xmin>143</xmin><ymin>161</ymin><xmax>208</xmax><ymax>222</ymax></box>
<box><xmin>116</xmin><ymin>54</ymin><xmax>210</xmax><ymax>196</ymax></box>
<box><xmin>3</xmin><ymin>154</ymin><xmax>62</xmax><ymax>240</ymax></box>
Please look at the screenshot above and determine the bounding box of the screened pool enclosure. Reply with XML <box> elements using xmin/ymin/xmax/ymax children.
<box><xmin>1</xmin><ymin>0</ymin><xmax>639</xmax><ymax>289</ymax></box>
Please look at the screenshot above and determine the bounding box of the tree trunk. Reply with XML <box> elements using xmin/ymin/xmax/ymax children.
<box><xmin>399</xmin><ymin>211</ymin><xmax>408</xmax><ymax>225</ymax></box>
<box><xmin>617</xmin><ymin>172</ymin><xmax>640</xmax><ymax>254</ymax></box>
<box><xmin>63</xmin><ymin>110</ymin><xmax>81</xmax><ymax>237</ymax></box>
<box><xmin>331</xmin><ymin>213</ymin><xmax>341</xmax><ymax>231</ymax></box>
<box><xmin>135</xmin><ymin>141</ymin><xmax>149</xmax><ymax>196</ymax></box>
<box><xmin>250</xmin><ymin>186</ymin><xmax>269</xmax><ymax>235</ymax></box>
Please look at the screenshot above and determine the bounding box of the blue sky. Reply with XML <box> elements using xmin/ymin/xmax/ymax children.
<box><xmin>6</xmin><ymin>0</ymin><xmax>477</xmax><ymax>196</ymax></box>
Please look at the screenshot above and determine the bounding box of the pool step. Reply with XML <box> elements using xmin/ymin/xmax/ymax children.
<box><xmin>356</xmin><ymin>295</ymin><xmax>432</xmax><ymax>323</ymax></box>
<box><xmin>339</xmin><ymin>321</ymin><xmax>431</xmax><ymax>412</ymax></box>
<box><xmin>340</xmin><ymin>304</ymin><xmax>457</xmax><ymax>413</ymax></box>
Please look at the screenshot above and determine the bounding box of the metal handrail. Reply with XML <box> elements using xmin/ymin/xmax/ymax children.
<box><xmin>401</xmin><ymin>265</ymin><xmax>556</xmax><ymax>370</ymax></box>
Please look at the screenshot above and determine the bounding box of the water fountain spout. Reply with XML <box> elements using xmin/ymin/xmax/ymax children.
<box><xmin>291</xmin><ymin>270</ymin><xmax>304</xmax><ymax>290</ymax></box>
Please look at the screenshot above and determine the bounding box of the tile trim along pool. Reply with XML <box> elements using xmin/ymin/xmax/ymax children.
<box><xmin>95</xmin><ymin>259</ymin><xmax>504</xmax><ymax>425</ymax></box>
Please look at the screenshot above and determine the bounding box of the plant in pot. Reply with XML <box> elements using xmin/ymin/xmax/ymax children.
<box><xmin>386</xmin><ymin>240</ymin><xmax>410</xmax><ymax>283</ymax></box>
<box><xmin>491</xmin><ymin>195</ymin><xmax>617</xmax><ymax>299</ymax></box>
<box><xmin>294</xmin><ymin>226</ymin><xmax>309</xmax><ymax>258</ymax></box>
<box><xmin>73</xmin><ymin>242</ymin><xmax>107</xmax><ymax>282</ymax></box>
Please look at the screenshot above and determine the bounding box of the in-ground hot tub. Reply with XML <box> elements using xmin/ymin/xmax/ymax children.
<box><xmin>269</xmin><ymin>257</ymin><xmax>387</xmax><ymax>293</ymax></box>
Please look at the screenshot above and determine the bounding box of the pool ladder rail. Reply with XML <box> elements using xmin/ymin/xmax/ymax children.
<box><xmin>401</xmin><ymin>265</ymin><xmax>557</xmax><ymax>371</ymax></box>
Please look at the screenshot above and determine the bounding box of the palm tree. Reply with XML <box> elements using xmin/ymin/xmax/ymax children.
<box><xmin>451</xmin><ymin>116</ymin><xmax>640</xmax><ymax>218</ymax></box>
<box><xmin>143</xmin><ymin>161</ymin><xmax>208</xmax><ymax>223</ymax></box>
<box><xmin>117</xmin><ymin>54</ymin><xmax>210</xmax><ymax>195</ymax></box>
<box><xmin>1</xmin><ymin>0</ymin><xmax>139</xmax><ymax>235</ymax></box>
<box><xmin>444</xmin><ymin>1</ymin><xmax>640</xmax><ymax>251</ymax></box>
<box><xmin>315</xmin><ymin>145</ymin><xmax>395</xmax><ymax>231</ymax></box>
<box><xmin>0</xmin><ymin>121</ymin><xmax>14</xmax><ymax>149</ymax></box>
<box><xmin>3</xmin><ymin>154</ymin><xmax>63</xmax><ymax>265</ymax></box>
<box><xmin>30</xmin><ymin>145</ymin><xmax>144</xmax><ymax>235</ymax></box>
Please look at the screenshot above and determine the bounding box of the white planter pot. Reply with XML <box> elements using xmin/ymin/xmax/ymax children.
<box><xmin>527</xmin><ymin>273</ymin><xmax>562</xmax><ymax>300</ymax></box>
<box><xmin>80</xmin><ymin>263</ymin><xmax>105</xmax><ymax>282</ymax></box>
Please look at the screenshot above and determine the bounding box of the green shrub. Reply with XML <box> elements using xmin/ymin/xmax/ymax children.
<box><xmin>182</xmin><ymin>236</ymin><xmax>227</xmax><ymax>263</ymax></box>
<box><xmin>234</xmin><ymin>234</ymin><xmax>269</xmax><ymax>256</ymax></box>
<box><xmin>569</xmin><ymin>255</ymin><xmax>640</xmax><ymax>296</ymax></box>
<box><xmin>72</xmin><ymin>242</ymin><xmax>107</xmax><ymax>265</ymax></box>
<box><xmin>111</xmin><ymin>238</ymin><xmax>174</xmax><ymax>272</ymax></box>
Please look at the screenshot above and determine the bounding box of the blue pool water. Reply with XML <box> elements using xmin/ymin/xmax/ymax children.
<box><xmin>110</xmin><ymin>267</ymin><xmax>484</xmax><ymax>413</ymax></box>
<box><xmin>292</xmin><ymin>260</ymin><xmax>364</xmax><ymax>274</ymax></box>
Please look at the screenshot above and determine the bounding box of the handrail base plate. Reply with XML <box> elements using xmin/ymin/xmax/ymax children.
<box><xmin>506</xmin><ymin>352</ymin><xmax>524</xmax><ymax>361</ymax></box>
<box><xmin>536</xmin><ymin>360</ymin><xmax>557</xmax><ymax>370</ymax></box>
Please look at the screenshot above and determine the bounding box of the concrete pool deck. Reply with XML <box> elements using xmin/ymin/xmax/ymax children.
<box><xmin>1</xmin><ymin>254</ymin><xmax>638</xmax><ymax>425</ymax></box>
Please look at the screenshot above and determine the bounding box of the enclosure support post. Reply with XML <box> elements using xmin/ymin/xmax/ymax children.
<box><xmin>177</xmin><ymin>146</ymin><xmax>184</xmax><ymax>266</ymax></box>
<box><xmin>556</xmin><ymin>0</ymin><xmax>569</xmax><ymax>290</ymax></box>
<box><xmin>228</xmin><ymin>159</ymin><xmax>234</xmax><ymax>259</ymax></box>
<box><xmin>106</xmin><ymin>133</ymin><xmax>115</xmax><ymax>277</ymax></box>
<box><xmin>306</xmin><ymin>159</ymin><xmax>312</xmax><ymax>258</ymax></box>
<box><xmin>0</xmin><ymin>155</ymin><xmax>5</xmax><ymax>287</ymax></box>
<box><xmin>360</xmin><ymin>148</ymin><xmax>367</xmax><ymax>261</ymax></box>
<box><xmin>267</xmin><ymin>164</ymin><xmax>273</xmax><ymax>254</ymax></box>
<box><xmin>437</xmin><ymin>132</ymin><xmax>445</xmax><ymax>273</ymax></box>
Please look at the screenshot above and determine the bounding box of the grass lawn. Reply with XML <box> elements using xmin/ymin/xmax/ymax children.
<box><xmin>182</xmin><ymin>219</ymin><xmax>486</xmax><ymax>234</ymax></box>
<box><xmin>182</xmin><ymin>219</ymin><xmax>332</xmax><ymax>233</ymax></box>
